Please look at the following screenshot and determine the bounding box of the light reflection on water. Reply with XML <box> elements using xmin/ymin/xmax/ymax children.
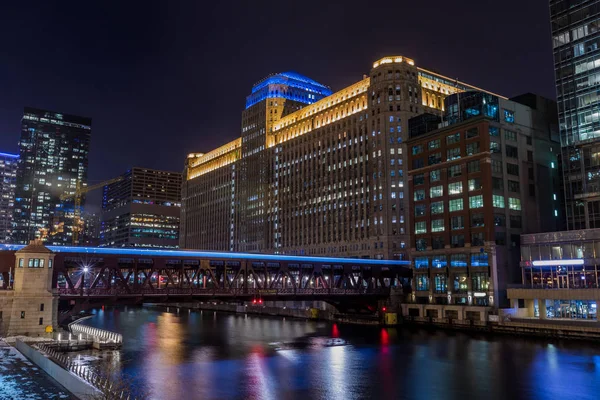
<box><xmin>77</xmin><ymin>307</ymin><xmax>600</xmax><ymax>400</ymax></box>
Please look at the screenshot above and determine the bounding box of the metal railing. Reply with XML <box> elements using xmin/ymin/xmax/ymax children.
<box><xmin>37</xmin><ymin>342</ymin><xmax>136</xmax><ymax>400</ymax></box>
<box><xmin>69</xmin><ymin>323</ymin><xmax>123</xmax><ymax>345</ymax></box>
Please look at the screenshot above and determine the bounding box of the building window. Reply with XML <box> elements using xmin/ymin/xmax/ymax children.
<box><xmin>39</xmin><ymin>318</ymin><xmax>43</xmax><ymax>326</ymax></box>
<box><xmin>507</xmin><ymin>163</ymin><xmax>519</xmax><ymax>176</ymax></box>
<box><xmin>505</xmin><ymin>130</ymin><xmax>517</xmax><ymax>141</ymax></box>
<box><xmin>447</xmin><ymin>147</ymin><xmax>461</xmax><ymax>161</ymax></box>
<box><xmin>472</xmin><ymin>272</ymin><xmax>490</xmax><ymax>291</ymax></box>
<box><xmin>416</xmin><ymin>239</ymin><xmax>428</xmax><ymax>251</ymax></box>
<box><xmin>469</xmin><ymin>195</ymin><xmax>484</xmax><ymax>209</ymax></box>
<box><xmin>430</xmin><ymin>185</ymin><xmax>443</xmax><ymax>198</ymax></box>
<box><xmin>413</xmin><ymin>158</ymin><xmax>424</xmax><ymax>169</ymax></box>
<box><xmin>434</xmin><ymin>274</ymin><xmax>447</xmax><ymax>293</ymax></box>
<box><xmin>452</xmin><ymin>235</ymin><xmax>465</xmax><ymax>248</ymax></box>
<box><xmin>466</xmin><ymin>142</ymin><xmax>480</xmax><ymax>155</ymax></box>
<box><xmin>431</xmin><ymin>201</ymin><xmax>444</xmax><ymax>214</ymax></box>
<box><xmin>415</xmin><ymin>257</ymin><xmax>429</xmax><ymax>269</ymax></box>
<box><xmin>449</xmin><ymin>199</ymin><xmax>464</xmax><ymax>212</ymax></box>
<box><xmin>494</xmin><ymin>214</ymin><xmax>506</xmax><ymax>227</ymax></box>
<box><xmin>415</xmin><ymin>204</ymin><xmax>427</xmax><ymax>217</ymax></box>
<box><xmin>492</xmin><ymin>195</ymin><xmax>505</xmax><ymax>208</ymax></box>
<box><xmin>508</xmin><ymin>180</ymin><xmax>520</xmax><ymax>192</ymax></box>
<box><xmin>466</xmin><ymin>127</ymin><xmax>479</xmax><ymax>138</ymax></box>
<box><xmin>489</xmin><ymin>126</ymin><xmax>499</xmax><ymax>136</ymax></box>
<box><xmin>450</xmin><ymin>254</ymin><xmax>468</xmax><ymax>267</ymax></box>
<box><xmin>432</xmin><ymin>236</ymin><xmax>445</xmax><ymax>249</ymax></box>
<box><xmin>432</xmin><ymin>256</ymin><xmax>447</xmax><ymax>268</ymax></box>
<box><xmin>431</xmin><ymin>219</ymin><xmax>445</xmax><ymax>232</ymax></box>
<box><xmin>414</xmin><ymin>190</ymin><xmax>426</xmax><ymax>201</ymax></box>
<box><xmin>40</xmin><ymin>304</ymin><xmax>44</xmax><ymax>312</ymax></box>
<box><xmin>451</xmin><ymin>215</ymin><xmax>464</xmax><ymax>230</ymax></box>
<box><xmin>18</xmin><ymin>258</ymin><xmax>24</xmax><ymax>268</ymax></box>
<box><xmin>508</xmin><ymin>197</ymin><xmax>521</xmax><ymax>210</ymax></box>
<box><xmin>467</xmin><ymin>160</ymin><xmax>480</xmax><ymax>173</ymax></box>
<box><xmin>471</xmin><ymin>232</ymin><xmax>485</xmax><ymax>246</ymax></box>
<box><xmin>21</xmin><ymin>311</ymin><xmax>25</xmax><ymax>319</ymax></box>
<box><xmin>448</xmin><ymin>165</ymin><xmax>461</xmax><ymax>178</ymax></box>
<box><xmin>510</xmin><ymin>215</ymin><xmax>522</xmax><ymax>228</ymax></box>
<box><xmin>490</xmin><ymin>141</ymin><xmax>501</xmax><ymax>153</ymax></box>
<box><xmin>454</xmin><ymin>274</ymin><xmax>468</xmax><ymax>292</ymax></box>
<box><xmin>428</xmin><ymin>139</ymin><xmax>441</xmax><ymax>150</ymax></box>
<box><xmin>471</xmin><ymin>252</ymin><xmax>489</xmax><ymax>267</ymax></box>
<box><xmin>415</xmin><ymin>221</ymin><xmax>427</xmax><ymax>234</ymax></box>
<box><xmin>471</xmin><ymin>213</ymin><xmax>485</xmax><ymax>227</ymax></box>
<box><xmin>503</xmin><ymin>109</ymin><xmax>515</xmax><ymax>123</ymax></box>
<box><xmin>446</xmin><ymin>133</ymin><xmax>460</xmax><ymax>145</ymax></box>
<box><xmin>468</xmin><ymin>178</ymin><xmax>482</xmax><ymax>191</ymax></box>
<box><xmin>430</xmin><ymin>170</ymin><xmax>441</xmax><ymax>181</ymax></box>
<box><xmin>428</xmin><ymin>152</ymin><xmax>442</xmax><ymax>165</ymax></box>
<box><xmin>495</xmin><ymin>231</ymin><xmax>506</xmax><ymax>245</ymax></box>
<box><xmin>491</xmin><ymin>160</ymin><xmax>503</xmax><ymax>174</ymax></box>
<box><xmin>506</xmin><ymin>145</ymin><xmax>518</xmax><ymax>158</ymax></box>
<box><xmin>492</xmin><ymin>177</ymin><xmax>504</xmax><ymax>191</ymax></box>
<box><xmin>416</xmin><ymin>275</ymin><xmax>429</xmax><ymax>291</ymax></box>
<box><xmin>414</xmin><ymin>174</ymin><xmax>425</xmax><ymax>185</ymax></box>
<box><xmin>448</xmin><ymin>182</ymin><xmax>463</xmax><ymax>195</ymax></box>
<box><xmin>412</xmin><ymin>145</ymin><xmax>423</xmax><ymax>155</ymax></box>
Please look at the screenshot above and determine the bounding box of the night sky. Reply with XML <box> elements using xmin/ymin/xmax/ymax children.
<box><xmin>0</xmin><ymin>1</ymin><xmax>554</xmax><ymax>210</ymax></box>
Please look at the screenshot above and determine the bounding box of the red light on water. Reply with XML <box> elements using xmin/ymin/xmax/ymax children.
<box><xmin>382</xmin><ymin>306</ymin><xmax>387</xmax><ymax>312</ymax></box>
<box><xmin>381</xmin><ymin>328</ymin><xmax>389</xmax><ymax>346</ymax></box>
<box><xmin>252</xmin><ymin>299</ymin><xmax>257</xmax><ymax>304</ymax></box>
<box><xmin>332</xmin><ymin>323</ymin><xmax>340</xmax><ymax>338</ymax></box>
<box><xmin>259</xmin><ymin>299</ymin><xmax>263</xmax><ymax>304</ymax></box>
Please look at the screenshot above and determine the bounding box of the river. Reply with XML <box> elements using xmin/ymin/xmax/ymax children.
<box><xmin>77</xmin><ymin>306</ymin><xmax>600</xmax><ymax>400</ymax></box>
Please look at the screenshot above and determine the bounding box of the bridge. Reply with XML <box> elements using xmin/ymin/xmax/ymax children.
<box><xmin>0</xmin><ymin>245</ymin><xmax>411</xmax><ymax>309</ymax></box>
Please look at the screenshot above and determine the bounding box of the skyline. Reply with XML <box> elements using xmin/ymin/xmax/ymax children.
<box><xmin>0</xmin><ymin>0</ymin><xmax>554</xmax><ymax>209</ymax></box>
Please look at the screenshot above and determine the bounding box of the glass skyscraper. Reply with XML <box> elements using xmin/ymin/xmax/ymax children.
<box><xmin>551</xmin><ymin>0</ymin><xmax>600</xmax><ymax>229</ymax></box>
<box><xmin>13</xmin><ymin>107</ymin><xmax>92</xmax><ymax>245</ymax></box>
<box><xmin>0</xmin><ymin>152</ymin><xmax>18</xmax><ymax>243</ymax></box>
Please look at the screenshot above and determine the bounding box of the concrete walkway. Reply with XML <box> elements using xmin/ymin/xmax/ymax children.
<box><xmin>0</xmin><ymin>339</ymin><xmax>75</xmax><ymax>400</ymax></box>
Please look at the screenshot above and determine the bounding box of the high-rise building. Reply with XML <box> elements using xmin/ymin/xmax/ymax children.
<box><xmin>0</xmin><ymin>152</ymin><xmax>18</xmax><ymax>243</ymax></box>
<box><xmin>550</xmin><ymin>0</ymin><xmax>600</xmax><ymax>229</ymax></box>
<box><xmin>181</xmin><ymin>56</ymin><xmax>505</xmax><ymax>259</ymax></box>
<box><xmin>100</xmin><ymin>167</ymin><xmax>182</xmax><ymax>248</ymax></box>
<box><xmin>81</xmin><ymin>211</ymin><xmax>101</xmax><ymax>247</ymax></box>
<box><xmin>405</xmin><ymin>92</ymin><xmax>561</xmax><ymax>310</ymax></box>
<box><xmin>12</xmin><ymin>107</ymin><xmax>91</xmax><ymax>245</ymax></box>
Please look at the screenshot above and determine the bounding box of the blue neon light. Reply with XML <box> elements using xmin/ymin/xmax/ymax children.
<box><xmin>245</xmin><ymin>71</ymin><xmax>332</xmax><ymax>109</ymax></box>
<box><xmin>0</xmin><ymin>244</ymin><xmax>410</xmax><ymax>266</ymax></box>
<box><xmin>0</xmin><ymin>152</ymin><xmax>19</xmax><ymax>158</ymax></box>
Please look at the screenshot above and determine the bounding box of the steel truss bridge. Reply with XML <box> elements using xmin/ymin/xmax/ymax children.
<box><xmin>0</xmin><ymin>245</ymin><xmax>411</xmax><ymax>306</ymax></box>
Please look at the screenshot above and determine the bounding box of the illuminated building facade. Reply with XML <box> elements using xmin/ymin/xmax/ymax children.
<box><xmin>182</xmin><ymin>56</ymin><xmax>506</xmax><ymax>259</ymax></box>
<box><xmin>0</xmin><ymin>152</ymin><xmax>18</xmax><ymax>243</ymax></box>
<box><xmin>405</xmin><ymin>92</ymin><xmax>561</xmax><ymax>311</ymax></box>
<box><xmin>12</xmin><ymin>108</ymin><xmax>91</xmax><ymax>245</ymax></box>
<box><xmin>100</xmin><ymin>167</ymin><xmax>181</xmax><ymax>248</ymax></box>
<box><xmin>551</xmin><ymin>0</ymin><xmax>600</xmax><ymax>229</ymax></box>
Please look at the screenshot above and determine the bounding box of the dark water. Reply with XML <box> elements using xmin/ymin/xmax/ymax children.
<box><xmin>81</xmin><ymin>306</ymin><xmax>600</xmax><ymax>400</ymax></box>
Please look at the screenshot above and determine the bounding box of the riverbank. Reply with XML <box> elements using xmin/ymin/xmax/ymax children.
<box><xmin>0</xmin><ymin>339</ymin><xmax>75</xmax><ymax>400</ymax></box>
<box><xmin>144</xmin><ymin>301</ymin><xmax>382</xmax><ymax>325</ymax></box>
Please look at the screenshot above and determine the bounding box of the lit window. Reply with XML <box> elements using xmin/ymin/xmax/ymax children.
<box><xmin>431</xmin><ymin>201</ymin><xmax>444</xmax><ymax>214</ymax></box>
<box><xmin>415</xmin><ymin>221</ymin><xmax>427</xmax><ymax>234</ymax></box>
<box><xmin>430</xmin><ymin>185</ymin><xmax>443</xmax><ymax>198</ymax></box>
<box><xmin>448</xmin><ymin>182</ymin><xmax>463</xmax><ymax>195</ymax></box>
<box><xmin>508</xmin><ymin>197</ymin><xmax>521</xmax><ymax>210</ymax></box>
<box><xmin>492</xmin><ymin>195</ymin><xmax>505</xmax><ymax>208</ymax></box>
<box><xmin>431</xmin><ymin>219</ymin><xmax>445</xmax><ymax>232</ymax></box>
<box><xmin>503</xmin><ymin>109</ymin><xmax>515</xmax><ymax>123</ymax></box>
<box><xmin>469</xmin><ymin>195</ymin><xmax>484</xmax><ymax>209</ymax></box>
<box><xmin>449</xmin><ymin>198</ymin><xmax>464</xmax><ymax>212</ymax></box>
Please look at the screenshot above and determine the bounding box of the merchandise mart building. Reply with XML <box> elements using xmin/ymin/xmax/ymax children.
<box><xmin>182</xmin><ymin>56</ymin><xmax>512</xmax><ymax>263</ymax></box>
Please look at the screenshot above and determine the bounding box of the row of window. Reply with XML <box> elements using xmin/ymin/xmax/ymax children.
<box><xmin>414</xmin><ymin>253</ymin><xmax>490</xmax><ymax>268</ymax></box>
<box><xmin>17</xmin><ymin>258</ymin><xmax>52</xmax><ymax>268</ymax></box>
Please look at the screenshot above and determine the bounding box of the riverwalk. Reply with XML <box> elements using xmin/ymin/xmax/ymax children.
<box><xmin>0</xmin><ymin>339</ymin><xmax>74</xmax><ymax>400</ymax></box>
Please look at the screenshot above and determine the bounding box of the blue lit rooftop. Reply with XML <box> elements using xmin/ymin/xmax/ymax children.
<box><xmin>0</xmin><ymin>152</ymin><xmax>19</xmax><ymax>158</ymax></box>
<box><xmin>0</xmin><ymin>244</ymin><xmax>409</xmax><ymax>266</ymax></box>
<box><xmin>246</xmin><ymin>71</ymin><xmax>332</xmax><ymax>109</ymax></box>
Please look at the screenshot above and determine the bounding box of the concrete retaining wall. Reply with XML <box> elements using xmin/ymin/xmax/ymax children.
<box><xmin>15</xmin><ymin>339</ymin><xmax>100</xmax><ymax>399</ymax></box>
